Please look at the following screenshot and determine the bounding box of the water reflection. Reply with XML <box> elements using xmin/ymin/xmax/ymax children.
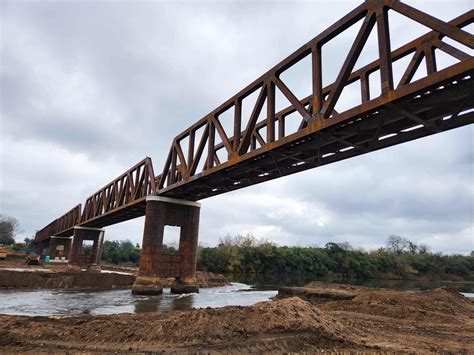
<box><xmin>133</xmin><ymin>294</ymin><xmax>162</xmax><ymax>313</ymax></box>
<box><xmin>171</xmin><ymin>292</ymin><xmax>194</xmax><ymax>311</ymax></box>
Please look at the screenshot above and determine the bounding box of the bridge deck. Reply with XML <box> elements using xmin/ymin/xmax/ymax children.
<box><xmin>54</xmin><ymin>197</ymin><xmax>148</xmax><ymax>237</ymax></box>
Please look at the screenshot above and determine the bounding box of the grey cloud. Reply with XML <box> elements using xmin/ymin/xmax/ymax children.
<box><xmin>1</xmin><ymin>0</ymin><xmax>472</xmax><ymax>254</ymax></box>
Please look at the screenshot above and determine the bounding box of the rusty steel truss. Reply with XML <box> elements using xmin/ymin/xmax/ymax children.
<box><xmin>35</xmin><ymin>0</ymin><xmax>473</xmax><ymax>242</ymax></box>
<box><xmin>35</xmin><ymin>204</ymin><xmax>81</xmax><ymax>242</ymax></box>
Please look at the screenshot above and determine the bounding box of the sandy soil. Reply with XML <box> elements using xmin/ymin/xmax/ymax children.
<box><xmin>1</xmin><ymin>282</ymin><xmax>472</xmax><ymax>353</ymax></box>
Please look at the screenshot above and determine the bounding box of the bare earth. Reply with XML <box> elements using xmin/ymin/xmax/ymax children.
<box><xmin>1</xmin><ymin>281</ymin><xmax>473</xmax><ymax>353</ymax></box>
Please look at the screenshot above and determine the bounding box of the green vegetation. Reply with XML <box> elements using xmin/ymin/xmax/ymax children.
<box><xmin>83</xmin><ymin>240</ymin><xmax>141</xmax><ymax>265</ymax></box>
<box><xmin>197</xmin><ymin>234</ymin><xmax>474</xmax><ymax>281</ymax></box>
<box><xmin>98</xmin><ymin>240</ymin><xmax>177</xmax><ymax>265</ymax></box>
<box><xmin>100</xmin><ymin>240</ymin><xmax>141</xmax><ymax>265</ymax></box>
<box><xmin>0</xmin><ymin>214</ymin><xmax>19</xmax><ymax>245</ymax></box>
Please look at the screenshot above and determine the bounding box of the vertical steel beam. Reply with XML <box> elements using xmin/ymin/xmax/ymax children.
<box><xmin>376</xmin><ymin>6</ymin><xmax>394</xmax><ymax>95</ymax></box>
<box><xmin>267</xmin><ymin>81</ymin><xmax>276</xmax><ymax>143</ymax></box>
<box><xmin>207</xmin><ymin>121</ymin><xmax>215</xmax><ymax>169</ymax></box>
<box><xmin>233</xmin><ymin>99</ymin><xmax>242</xmax><ymax>154</ymax></box>
<box><xmin>311</xmin><ymin>44</ymin><xmax>323</xmax><ymax>119</ymax></box>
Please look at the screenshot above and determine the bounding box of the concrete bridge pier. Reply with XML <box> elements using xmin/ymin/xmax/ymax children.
<box><xmin>46</xmin><ymin>236</ymin><xmax>72</xmax><ymax>260</ymax></box>
<box><xmin>47</xmin><ymin>238</ymin><xmax>58</xmax><ymax>258</ymax></box>
<box><xmin>68</xmin><ymin>227</ymin><xmax>105</xmax><ymax>271</ymax></box>
<box><xmin>132</xmin><ymin>196</ymin><xmax>201</xmax><ymax>295</ymax></box>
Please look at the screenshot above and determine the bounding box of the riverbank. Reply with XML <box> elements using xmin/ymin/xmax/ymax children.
<box><xmin>0</xmin><ymin>259</ymin><xmax>229</xmax><ymax>290</ymax></box>
<box><xmin>1</xmin><ymin>282</ymin><xmax>472</xmax><ymax>352</ymax></box>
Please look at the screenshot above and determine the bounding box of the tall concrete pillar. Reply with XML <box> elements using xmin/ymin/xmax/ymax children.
<box><xmin>69</xmin><ymin>227</ymin><xmax>105</xmax><ymax>267</ymax></box>
<box><xmin>178</xmin><ymin>206</ymin><xmax>200</xmax><ymax>279</ymax></box>
<box><xmin>132</xmin><ymin>196</ymin><xmax>201</xmax><ymax>295</ymax></box>
<box><xmin>63</xmin><ymin>238</ymin><xmax>72</xmax><ymax>259</ymax></box>
<box><xmin>90</xmin><ymin>230</ymin><xmax>105</xmax><ymax>265</ymax></box>
<box><xmin>47</xmin><ymin>238</ymin><xmax>59</xmax><ymax>258</ymax></box>
<box><xmin>137</xmin><ymin>200</ymin><xmax>166</xmax><ymax>277</ymax></box>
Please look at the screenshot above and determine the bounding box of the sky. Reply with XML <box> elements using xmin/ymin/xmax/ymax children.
<box><xmin>1</xmin><ymin>0</ymin><xmax>472</xmax><ymax>254</ymax></box>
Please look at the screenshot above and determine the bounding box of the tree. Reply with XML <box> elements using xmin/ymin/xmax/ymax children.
<box><xmin>418</xmin><ymin>243</ymin><xmax>430</xmax><ymax>255</ymax></box>
<box><xmin>0</xmin><ymin>214</ymin><xmax>19</xmax><ymax>245</ymax></box>
<box><xmin>386</xmin><ymin>235</ymin><xmax>409</xmax><ymax>255</ymax></box>
<box><xmin>101</xmin><ymin>240</ymin><xmax>141</xmax><ymax>265</ymax></box>
<box><xmin>24</xmin><ymin>237</ymin><xmax>34</xmax><ymax>247</ymax></box>
<box><xmin>407</xmin><ymin>241</ymin><xmax>419</xmax><ymax>254</ymax></box>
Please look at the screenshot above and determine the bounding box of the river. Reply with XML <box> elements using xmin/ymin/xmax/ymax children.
<box><xmin>0</xmin><ymin>282</ymin><xmax>277</xmax><ymax>316</ymax></box>
<box><xmin>1</xmin><ymin>274</ymin><xmax>472</xmax><ymax>317</ymax></box>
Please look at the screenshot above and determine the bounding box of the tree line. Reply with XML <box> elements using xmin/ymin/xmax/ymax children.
<box><xmin>197</xmin><ymin>234</ymin><xmax>474</xmax><ymax>280</ymax></box>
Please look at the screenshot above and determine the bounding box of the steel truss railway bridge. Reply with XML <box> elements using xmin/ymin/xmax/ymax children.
<box><xmin>34</xmin><ymin>0</ymin><xmax>474</xmax><ymax>294</ymax></box>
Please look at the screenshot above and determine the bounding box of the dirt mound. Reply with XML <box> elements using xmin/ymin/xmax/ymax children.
<box><xmin>275</xmin><ymin>282</ymin><xmax>474</xmax><ymax>352</ymax></box>
<box><xmin>0</xmin><ymin>298</ymin><xmax>362</xmax><ymax>352</ymax></box>
<box><xmin>159</xmin><ymin>297</ymin><xmax>344</xmax><ymax>343</ymax></box>
<box><xmin>320</xmin><ymin>285</ymin><xmax>474</xmax><ymax>322</ymax></box>
<box><xmin>278</xmin><ymin>286</ymin><xmax>357</xmax><ymax>303</ymax></box>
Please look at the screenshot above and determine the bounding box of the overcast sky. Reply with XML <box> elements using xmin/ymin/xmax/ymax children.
<box><xmin>1</xmin><ymin>0</ymin><xmax>472</xmax><ymax>254</ymax></box>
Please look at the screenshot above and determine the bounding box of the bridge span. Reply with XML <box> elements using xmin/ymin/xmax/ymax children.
<box><xmin>34</xmin><ymin>0</ymin><xmax>474</xmax><ymax>294</ymax></box>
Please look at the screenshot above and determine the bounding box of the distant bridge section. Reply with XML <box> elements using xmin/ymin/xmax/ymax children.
<box><xmin>35</xmin><ymin>158</ymin><xmax>156</xmax><ymax>239</ymax></box>
<box><xmin>35</xmin><ymin>0</ymin><xmax>473</xmax><ymax>243</ymax></box>
<box><xmin>35</xmin><ymin>204</ymin><xmax>81</xmax><ymax>242</ymax></box>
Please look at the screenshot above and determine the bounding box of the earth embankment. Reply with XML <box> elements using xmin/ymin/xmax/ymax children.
<box><xmin>1</xmin><ymin>282</ymin><xmax>472</xmax><ymax>353</ymax></box>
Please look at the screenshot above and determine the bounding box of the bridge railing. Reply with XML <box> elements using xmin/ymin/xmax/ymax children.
<box><xmin>80</xmin><ymin>157</ymin><xmax>156</xmax><ymax>223</ymax></box>
<box><xmin>157</xmin><ymin>0</ymin><xmax>473</xmax><ymax>191</ymax></box>
<box><xmin>34</xmin><ymin>204</ymin><xmax>82</xmax><ymax>242</ymax></box>
<box><xmin>57</xmin><ymin>204</ymin><xmax>82</xmax><ymax>233</ymax></box>
<box><xmin>34</xmin><ymin>220</ymin><xmax>58</xmax><ymax>243</ymax></box>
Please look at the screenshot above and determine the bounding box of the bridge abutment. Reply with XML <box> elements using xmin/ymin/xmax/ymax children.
<box><xmin>69</xmin><ymin>227</ymin><xmax>105</xmax><ymax>269</ymax></box>
<box><xmin>132</xmin><ymin>196</ymin><xmax>201</xmax><ymax>295</ymax></box>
